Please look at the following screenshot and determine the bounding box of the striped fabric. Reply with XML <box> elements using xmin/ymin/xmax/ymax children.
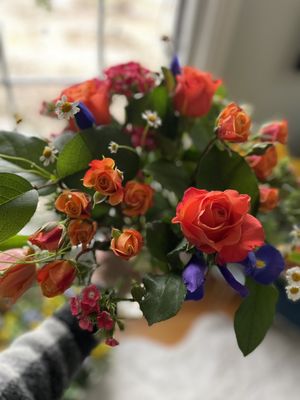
<box><xmin>0</xmin><ymin>306</ymin><xmax>98</xmax><ymax>400</ymax></box>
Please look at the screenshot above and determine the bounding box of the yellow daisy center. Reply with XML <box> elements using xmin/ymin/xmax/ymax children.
<box><xmin>292</xmin><ymin>272</ymin><xmax>300</xmax><ymax>282</ymax></box>
<box><xmin>43</xmin><ymin>147</ymin><xmax>53</xmax><ymax>158</ymax></box>
<box><xmin>290</xmin><ymin>287</ymin><xmax>299</xmax><ymax>295</ymax></box>
<box><xmin>61</xmin><ymin>102</ymin><xmax>72</xmax><ymax>113</ymax></box>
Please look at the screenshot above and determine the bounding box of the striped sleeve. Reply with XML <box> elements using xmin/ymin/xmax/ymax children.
<box><xmin>0</xmin><ymin>306</ymin><xmax>98</xmax><ymax>400</ymax></box>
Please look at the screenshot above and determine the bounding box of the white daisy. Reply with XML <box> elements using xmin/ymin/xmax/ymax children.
<box><xmin>142</xmin><ymin>110</ymin><xmax>162</xmax><ymax>129</ymax></box>
<box><xmin>39</xmin><ymin>145</ymin><xmax>58</xmax><ymax>166</ymax></box>
<box><xmin>108</xmin><ymin>141</ymin><xmax>119</xmax><ymax>154</ymax></box>
<box><xmin>286</xmin><ymin>266</ymin><xmax>300</xmax><ymax>286</ymax></box>
<box><xmin>55</xmin><ymin>95</ymin><xmax>80</xmax><ymax>120</ymax></box>
<box><xmin>286</xmin><ymin>285</ymin><xmax>300</xmax><ymax>302</ymax></box>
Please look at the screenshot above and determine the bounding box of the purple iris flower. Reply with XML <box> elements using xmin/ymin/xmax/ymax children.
<box><xmin>218</xmin><ymin>265</ymin><xmax>249</xmax><ymax>297</ymax></box>
<box><xmin>75</xmin><ymin>102</ymin><xmax>96</xmax><ymax>130</ymax></box>
<box><xmin>170</xmin><ymin>55</ymin><xmax>181</xmax><ymax>76</ymax></box>
<box><xmin>182</xmin><ymin>253</ymin><xmax>207</xmax><ymax>301</ymax></box>
<box><xmin>241</xmin><ymin>244</ymin><xmax>284</xmax><ymax>285</ymax></box>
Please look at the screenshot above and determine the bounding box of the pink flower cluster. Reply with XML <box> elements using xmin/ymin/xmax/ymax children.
<box><xmin>70</xmin><ymin>285</ymin><xmax>118</xmax><ymax>346</ymax></box>
<box><xmin>125</xmin><ymin>125</ymin><xmax>157</xmax><ymax>150</ymax></box>
<box><xmin>105</xmin><ymin>62</ymin><xmax>155</xmax><ymax>98</ymax></box>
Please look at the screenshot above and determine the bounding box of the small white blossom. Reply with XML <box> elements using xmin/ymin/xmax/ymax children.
<box><xmin>39</xmin><ymin>145</ymin><xmax>58</xmax><ymax>166</ymax></box>
<box><xmin>286</xmin><ymin>285</ymin><xmax>300</xmax><ymax>302</ymax></box>
<box><xmin>142</xmin><ymin>110</ymin><xmax>162</xmax><ymax>129</ymax></box>
<box><xmin>286</xmin><ymin>266</ymin><xmax>300</xmax><ymax>286</ymax></box>
<box><xmin>55</xmin><ymin>95</ymin><xmax>80</xmax><ymax>120</ymax></box>
<box><xmin>108</xmin><ymin>141</ymin><xmax>119</xmax><ymax>154</ymax></box>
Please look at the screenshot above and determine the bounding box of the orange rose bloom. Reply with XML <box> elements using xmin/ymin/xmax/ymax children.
<box><xmin>122</xmin><ymin>181</ymin><xmax>154</xmax><ymax>216</ymax></box>
<box><xmin>247</xmin><ymin>146</ymin><xmax>277</xmax><ymax>181</ymax></box>
<box><xmin>68</xmin><ymin>219</ymin><xmax>97</xmax><ymax>248</ymax></box>
<box><xmin>83</xmin><ymin>157</ymin><xmax>124</xmax><ymax>206</ymax></box>
<box><xmin>259</xmin><ymin>186</ymin><xmax>279</xmax><ymax>212</ymax></box>
<box><xmin>172</xmin><ymin>188</ymin><xmax>265</xmax><ymax>263</ymax></box>
<box><xmin>0</xmin><ymin>248</ymin><xmax>36</xmax><ymax>304</ymax></box>
<box><xmin>59</xmin><ymin>78</ymin><xmax>111</xmax><ymax>126</ymax></box>
<box><xmin>217</xmin><ymin>103</ymin><xmax>251</xmax><ymax>142</ymax></box>
<box><xmin>260</xmin><ymin>120</ymin><xmax>288</xmax><ymax>144</ymax></box>
<box><xmin>111</xmin><ymin>229</ymin><xmax>143</xmax><ymax>260</ymax></box>
<box><xmin>173</xmin><ymin>66</ymin><xmax>221</xmax><ymax>117</ymax></box>
<box><xmin>37</xmin><ymin>260</ymin><xmax>76</xmax><ymax>297</ymax></box>
<box><xmin>55</xmin><ymin>191</ymin><xmax>91</xmax><ymax>219</ymax></box>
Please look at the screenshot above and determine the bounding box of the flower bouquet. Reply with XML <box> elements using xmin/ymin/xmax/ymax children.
<box><xmin>0</xmin><ymin>58</ymin><xmax>297</xmax><ymax>355</ymax></box>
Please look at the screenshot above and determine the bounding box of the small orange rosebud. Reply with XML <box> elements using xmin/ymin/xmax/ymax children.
<box><xmin>260</xmin><ymin>120</ymin><xmax>288</xmax><ymax>144</ymax></box>
<box><xmin>83</xmin><ymin>157</ymin><xmax>124</xmax><ymax>206</ymax></box>
<box><xmin>247</xmin><ymin>146</ymin><xmax>277</xmax><ymax>181</ymax></box>
<box><xmin>110</xmin><ymin>229</ymin><xmax>143</xmax><ymax>260</ymax></box>
<box><xmin>68</xmin><ymin>219</ymin><xmax>97</xmax><ymax>249</ymax></box>
<box><xmin>122</xmin><ymin>181</ymin><xmax>154</xmax><ymax>217</ymax></box>
<box><xmin>259</xmin><ymin>186</ymin><xmax>279</xmax><ymax>212</ymax></box>
<box><xmin>29</xmin><ymin>223</ymin><xmax>64</xmax><ymax>251</ymax></box>
<box><xmin>0</xmin><ymin>248</ymin><xmax>36</xmax><ymax>304</ymax></box>
<box><xmin>55</xmin><ymin>191</ymin><xmax>91</xmax><ymax>219</ymax></box>
<box><xmin>217</xmin><ymin>103</ymin><xmax>251</xmax><ymax>143</ymax></box>
<box><xmin>37</xmin><ymin>260</ymin><xmax>76</xmax><ymax>297</ymax></box>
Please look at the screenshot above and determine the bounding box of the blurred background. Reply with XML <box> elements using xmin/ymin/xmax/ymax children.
<box><xmin>1</xmin><ymin>1</ymin><xmax>300</xmax><ymax>399</ymax></box>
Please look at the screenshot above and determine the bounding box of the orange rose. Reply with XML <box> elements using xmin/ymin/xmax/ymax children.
<box><xmin>111</xmin><ymin>229</ymin><xmax>143</xmax><ymax>260</ymax></box>
<box><xmin>122</xmin><ymin>181</ymin><xmax>154</xmax><ymax>216</ymax></box>
<box><xmin>83</xmin><ymin>157</ymin><xmax>124</xmax><ymax>206</ymax></box>
<box><xmin>173</xmin><ymin>66</ymin><xmax>221</xmax><ymax>117</ymax></box>
<box><xmin>247</xmin><ymin>146</ymin><xmax>277</xmax><ymax>181</ymax></box>
<box><xmin>0</xmin><ymin>248</ymin><xmax>36</xmax><ymax>303</ymax></box>
<box><xmin>260</xmin><ymin>120</ymin><xmax>288</xmax><ymax>144</ymax></box>
<box><xmin>217</xmin><ymin>103</ymin><xmax>251</xmax><ymax>142</ymax></box>
<box><xmin>172</xmin><ymin>188</ymin><xmax>265</xmax><ymax>263</ymax></box>
<box><xmin>37</xmin><ymin>260</ymin><xmax>76</xmax><ymax>297</ymax></box>
<box><xmin>68</xmin><ymin>219</ymin><xmax>97</xmax><ymax>248</ymax></box>
<box><xmin>55</xmin><ymin>191</ymin><xmax>91</xmax><ymax>219</ymax></box>
<box><xmin>59</xmin><ymin>78</ymin><xmax>111</xmax><ymax>126</ymax></box>
<box><xmin>259</xmin><ymin>186</ymin><xmax>279</xmax><ymax>212</ymax></box>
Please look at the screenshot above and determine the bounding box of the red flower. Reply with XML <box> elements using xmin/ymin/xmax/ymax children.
<box><xmin>79</xmin><ymin>317</ymin><xmax>93</xmax><ymax>332</ymax></box>
<box><xmin>172</xmin><ymin>187</ymin><xmax>265</xmax><ymax>263</ymax></box>
<box><xmin>70</xmin><ymin>296</ymin><xmax>81</xmax><ymax>316</ymax></box>
<box><xmin>105</xmin><ymin>62</ymin><xmax>155</xmax><ymax>98</ymax></box>
<box><xmin>173</xmin><ymin>66</ymin><xmax>221</xmax><ymax>117</ymax></box>
<box><xmin>67</xmin><ymin>219</ymin><xmax>97</xmax><ymax>249</ymax></box>
<box><xmin>125</xmin><ymin>125</ymin><xmax>157</xmax><ymax>150</ymax></box>
<box><xmin>97</xmin><ymin>311</ymin><xmax>114</xmax><ymax>331</ymax></box>
<box><xmin>29</xmin><ymin>223</ymin><xmax>63</xmax><ymax>252</ymax></box>
<box><xmin>247</xmin><ymin>146</ymin><xmax>277</xmax><ymax>181</ymax></box>
<box><xmin>81</xmin><ymin>285</ymin><xmax>100</xmax><ymax>308</ymax></box>
<box><xmin>37</xmin><ymin>260</ymin><xmax>76</xmax><ymax>297</ymax></box>
<box><xmin>260</xmin><ymin>120</ymin><xmax>288</xmax><ymax>144</ymax></box>
<box><xmin>259</xmin><ymin>186</ymin><xmax>279</xmax><ymax>212</ymax></box>
<box><xmin>122</xmin><ymin>181</ymin><xmax>154</xmax><ymax>217</ymax></box>
<box><xmin>105</xmin><ymin>337</ymin><xmax>119</xmax><ymax>347</ymax></box>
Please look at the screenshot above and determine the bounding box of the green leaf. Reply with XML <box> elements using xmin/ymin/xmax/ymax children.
<box><xmin>195</xmin><ymin>145</ymin><xmax>259</xmax><ymax>212</ymax></box>
<box><xmin>246</xmin><ymin>143</ymin><xmax>273</xmax><ymax>156</ymax></box>
<box><xmin>146</xmin><ymin>221</ymin><xmax>179</xmax><ymax>262</ymax></box>
<box><xmin>0</xmin><ymin>235</ymin><xmax>29</xmax><ymax>250</ymax></box>
<box><xmin>0</xmin><ymin>173</ymin><xmax>38</xmax><ymax>243</ymax></box>
<box><xmin>234</xmin><ymin>278</ymin><xmax>278</xmax><ymax>356</ymax></box>
<box><xmin>139</xmin><ymin>274</ymin><xmax>186</xmax><ymax>325</ymax></box>
<box><xmin>287</xmin><ymin>252</ymin><xmax>300</xmax><ymax>265</ymax></box>
<box><xmin>145</xmin><ymin>160</ymin><xmax>190</xmax><ymax>198</ymax></box>
<box><xmin>57</xmin><ymin>126</ymin><xmax>139</xmax><ymax>181</ymax></box>
<box><xmin>0</xmin><ymin>131</ymin><xmax>53</xmax><ymax>172</ymax></box>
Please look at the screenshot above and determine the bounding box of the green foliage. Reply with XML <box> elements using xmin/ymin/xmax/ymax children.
<box><xmin>0</xmin><ymin>173</ymin><xmax>38</xmax><ymax>243</ymax></box>
<box><xmin>56</xmin><ymin>126</ymin><xmax>140</xmax><ymax>181</ymax></box>
<box><xmin>196</xmin><ymin>145</ymin><xmax>259</xmax><ymax>212</ymax></box>
<box><xmin>234</xmin><ymin>278</ymin><xmax>278</xmax><ymax>356</ymax></box>
<box><xmin>146</xmin><ymin>221</ymin><xmax>180</xmax><ymax>263</ymax></box>
<box><xmin>0</xmin><ymin>235</ymin><xmax>29</xmax><ymax>251</ymax></box>
<box><xmin>138</xmin><ymin>274</ymin><xmax>186</xmax><ymax>325</ymax></box>
<box><xmin>145</xmin><ymin>160</ymin><xmax>190</xmax><ymax>198</ymax></box>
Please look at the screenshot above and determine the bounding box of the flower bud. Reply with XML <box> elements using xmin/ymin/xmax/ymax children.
<box><xmin>217</xmin><ymin>103</ymin><xmax>251</xmax><ymax>143</ymax></box>
<box><xmin>67</xmin><ymin>219</ymin><xmax>97</xmax><ymax>249</ymax></box>
<box><xmin>110</xmin><ymin>229</ymin><xmax>143</xmax><ymax>260</ymax></box>
<box><xmin>29</xmin><ymin>223</ymin><xmax>64</xmax><ymax>251</ymax></box>
<box><xmin>37</xmin><ymin>260</ymin><xmax>76</xmax><ymax>297</ymax></box>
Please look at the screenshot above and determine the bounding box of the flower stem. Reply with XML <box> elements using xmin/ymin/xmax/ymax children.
<box><xmin>141</xmin><ymin>125</ymin><xmax>149</xmax><ymax>147</ymax></box>
<box><xmin>0</xmin><ymin>153</ymin><xmax>53</xmax><ymax>179</ymax></box>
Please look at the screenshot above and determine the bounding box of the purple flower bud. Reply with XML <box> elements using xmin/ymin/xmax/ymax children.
<box><xmin>182</xmin><ymin>254</ymin><xmax>206</xmax><ymax>301</ymax></box>
<box><xmin>75</xmin><ymin>102</ymin><xmax>96</xmax><ymax>130</ymax></box>
<box><xmin>170</xmin><ymin>55</ymin><xmax>181</xmax><ymax>76</ymax></box>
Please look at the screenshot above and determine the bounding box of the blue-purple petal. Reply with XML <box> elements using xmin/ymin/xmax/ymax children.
<box><xmin>75</xmin><ymin>102</ymin><xmax>96</xmax><ymax>130</ymax></box>
<box><xmin>182</xmin><ymin>254</ymin><xmax>206</xmax><ymax>301</ymax></box>
<box><xmin>170</xmin><ymin>55</ymin><xmax>181</xmax><ymax>76</ymax></box>
<box><xmin>218</xmin><ymin>265</ymin><xmax>249</xmax><ymax>297</ymax></box>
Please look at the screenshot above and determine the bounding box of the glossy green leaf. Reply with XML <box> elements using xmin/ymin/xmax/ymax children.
<box><xmin>56</xmin><ymin>126</ymin><xmax>140</xmax><ymax>181</ymax></box>
<box><xmin>234</xmin><ymin>278</ymin><xmax>278</xmax><ymax>356</ymax></box>
<box><xmin>196</xmin><ymin>145</ymin><xmax>259</xmax><ymax>212</ymax></box>
<box><xmin>0</xmin><ymin>235</ymin><xmax>29</xmax><ymax>250</ymax></box>
<box><xmin>146</xmin><ymin>221</ymin><xmax>179</xmax><ymax>262</ymax></box>
<box><xmin>145</xmin><ymin>160</ymin><xmax>190</xmax><ymax>198</ymax></box>
<box><xmin>139</xmin><ymin>274</ymin><xmax>186</xmax><ymax>325</ymax></box>
<box><xmin>0</xmin><ymin>173</ymin><xmax>38</xmax><ymax>243</ymax></box>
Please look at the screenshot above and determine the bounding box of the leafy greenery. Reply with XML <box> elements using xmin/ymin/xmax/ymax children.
<box><xmin>196</xmin><ymin>145</ymin><xmax>259</xmax><ymax>212</ymax></box>
<box><xmin>234</xmin><ymin>278</ymin><xmax>278</xmax><ymax>356</ymax></box>
<box><xmin>0</xmin><ymin>235</ymin><xmax>29</xmax><ymax>251</ymax></box>
<box><xmin>0</xmin><ymin>173</ymin><xmax>38</xmax><ymax>243</ymax></box>
<box><xmin>146</xmin><ymin>221</ymin><xmax>180</xmax><ymax>263</ymax></box>
<box><xmin>138</xmin><ymin>274</ymin><xmax>186</xmax><ymax>325</ymax></box>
